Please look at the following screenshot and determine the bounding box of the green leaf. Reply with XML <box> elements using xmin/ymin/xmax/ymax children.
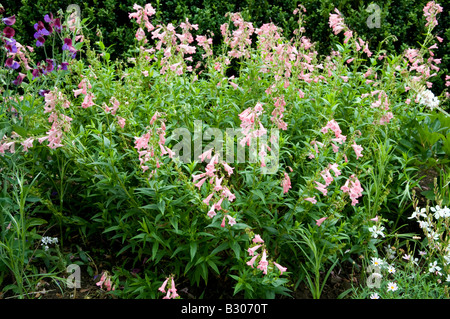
<box><xmin>251</xmin><ymin>189</ymin><xmax>266</xmax><ymax>205</ymax></box>
<box><xmin>190</xmin><ymin>242</ymin><xmax>197</xmax><ymax>261</ymax></box>
<box><xmin>206</xmin><ymin>258</ymin><xmax>220</xmax><ymax>275</ymax></box>
<box><xmin>27</xmin><ymin>218</ymin><xmax>47</xmax><ymax>228</ymax></box>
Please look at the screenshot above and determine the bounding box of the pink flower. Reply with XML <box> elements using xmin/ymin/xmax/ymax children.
<box><xmin>135</xmin><ymin>27</ymin><xmax>146</xmax><ymax>41</ymax></box>
<box><xmin>195</xmin><ymin>177</ymin><xmax>207</xmax><ymax>189</ymax></box>
<box><xmin>207</xmin><ymin>207</ymin><xmax>216</xmax><ymax>218</ymax></box>
<box><xmin>199</xmin><ymin>148</ymin><xmax>213</xmax><ymax>162</ymax></box>
<box><xmin>273</xmin><ymin>262</ymin><xmax>287</xmax><ymax>275</ymax></box>
<box><xmin>320</xmin><ymin>168</ymin><xmax>333</xmax><ymax>186</ymax></box>
<box><xmin>81</xmin><ymin>92</ymin><xmax>95</xmax><ymax>108</ymax></box>
<box><xmin>321</xmin><ymin>119</ymin><xmax>342</xmax><ymax>137</ymax></box>
<box><xmin>221</xmin><ymin>216</ymin><xmax>226</xmax><ymax>227</ymax></box>
<box><xmin>248</xmin><ymin>244</ymin><xmax>262</xmax><ymax>256</ymax></box>
<box><xmin>252</xmin><ymin>234</ymin><xmax>264</xmax><ymax>244</ymax></box>
<box><xmin>352</xmin><ymin>142</ymin><xmax>363</xmax><ymax>159</ymax></box>
<box><xmin>117</xmin><ymin>117</ymin><xmax>126</xmax><ymax>128</ymax></box>
<box><xmin>329</xmin><ymin>9</ymin><xmax>346</xmax><ymax>35</ymax></box>
<box><xmin>222</xmin><ymin>162</ymin><xmax>234</xmax><ymax>176</ymax></box>
<box><xmin>316</xmin><ymin>216</ymin><xmax>327</xmax><ymax>227</ymax></box>
<box><xmin>203</xmin><ymin>193</ymin><xmax>214</xmax><ymax>205</ymax></box>
<box><xmin>213</xmin><ymin>176</ymin><xmax>223</xmax><ymax>192</ymax></box>
<box><xmin>150</xmin><ymin>112</ymin><xmax>159</xmax><ymax>125</ymax></box>
<box><xmin>257</xmin><ymin>249</ymin><xmax>269</xmax><ymax>274</ymax></box>
<box><xmin>315</xmin><ymin>181</ymin><xmax>328</xmax><ymax>196</ymax></box>
<box><xmin>246</xmin><ymin>254</ymin><xmax>259</xmax><ymax>268</ymax></box>
<box><xmin>96</xmin><ymin>272</ymin><xmax>107</xmax><ymax>287</ymax></box>
<box><xmin>282</xmin><ymin>172</ymin><xmax>291</xmax><ymax>194</ymax></box>
<box><xmin>214</xmin><ymin>197</ymin><xmax>224</xmax><ymax>211</ymax></box>
<box><xmin>226</xmin><ymin>215</ymin><xmax>236</xmax><ymax>226</ymax></box>
<box><xmin>370</xmin><ymin>215</ymin><xmax>379</xmax><ymax>222</ymax></box>
<box><xmin>328</xmin><ymin>163</ymin><xmax>341</xmax><ymax>176</ymax></box>
<box><xmin>304</xmin><ymin>197</ymin><xmax>317</xmax><ymax>204</ymax></box>
<box><xmin>21</xmin><ymin>137</ymin><xmax>34</xmax><ymax>152</ymax></box>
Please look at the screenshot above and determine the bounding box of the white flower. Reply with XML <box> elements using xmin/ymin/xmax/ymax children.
<box><xmin>387</xmin><ymin>265</ymin><xmax>396</xmax><ymax>274</ymax></box>
<box><xmin>384</xmin><ymin>245</ymin><xmax>396</xmax><ymax>260</ymax></box>
<box><xmin>371</xmin><ymin>257</ymin><xmax>385</xmax><ymax>267</ymax></box>
<box><xmin>370</xmin><ymin>292</ymin><xmax>380</xmax><ymax>299</ymax></box>
<box><xmin>418</xmin><ymin>220</ymin><xmax>431</xmax><ymax>232</ymax></box>
<box><xmin>408</xmin><ymin>207</ymin><xmax>427</xmax><ymax>219</ymax></box>
<box><xmin>387</xmin><ymin>282</ymin><xmax>398</xmax><ymax>292</ymax></box>
<box><xmin>417</xmin><ymin>89</ymin><xmax>439</xmax><ymax>109</ymax></box>
<box><xmin>368</xmin><ymin>225</ymin><xmax>385</xmax><ymax>239</ymax></box>
<box><xmin>40</xmin><ymin>236</ymin><xmax>59</xmax><ymax>251</ymax></box>
<box><xmin>430</xmin><ymin>205</ymin><xmax>447</xmax><ymax>219</ymax></box>
<box><xmin>429</xmin><ymin>261</ymin><xmax>442</xmax><ymax>275</ymax></box>
<box><xmin>446</xmin><ymin>274</ymin><xmax>450</xmax><ymax>282</ymax></box>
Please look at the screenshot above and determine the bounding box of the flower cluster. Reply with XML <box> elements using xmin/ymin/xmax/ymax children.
<box><xmin>40</xmin><ymin>236</ymin><xmax>58</xmax><ymax>251</ymax></box>
<box><xmin>340</xmin><ymin>174</ymin><xmax>364</xmax><ymax>206</ymax></box>
<box><xmin>307</xmin><ymin>119</ymin><xmax>364</xmax><ymax>207</ymax></box>
<box><xmin>416</xmin><ymin>89</ymin><xmax>440</xmax><ymax>110</ymax></box>
<box><xmin>238</xmin><ymin>102</ymin><xmax>273</xmax><ymax>168</ymax></box>
<box><xmin>134</xmin><ymin>111</ymin><xmax>175</xmax><ymax>178</ymax></box>
<box><xmin>158</xmin><ymin>275</ymin><xmax>179</xmax><ymax>299</ymax></box>
<box><xmin>102</xmin><ymin>96</ymin><xmax>126</xmax><ymax>128</ymax></box>
<box><xmin>408</xmin><ymin>204</ymin><xmax>450</xmax><ymax>252</ymax></box>
<box><xmin>96</xmin><ymin>271</ymin><xmax>115</xmax><ymax>291</ymax></box>
<box><xmin>246</xmin><ymin>233</ymin><xmax>287</xmax><ymax>276</ymax></box>
<box><xmin>423</xmin><ymin>1</ymin><xmax>443</xmax><ymax>29</ymax></box>
<box><xmin>221</xmin><ymin>12</ymin><xmax>255</xmax><ymax>60</ymax></box>
<box><xmin>38</xmin><ymin>87</ymin><xmax>73</xmax><ymax>149</ymax></box>
<box><xmin>270</xmin><ymin>96</ymin><xmax>288</xmax><ymax>131</ymax></box>
<box><xmin>193</xmin><ymin>148</ymin><xmax>236</xmax><ymax>225</ymax></box>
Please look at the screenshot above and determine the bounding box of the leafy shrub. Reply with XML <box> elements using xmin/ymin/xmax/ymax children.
<box><xmin>1</xmin><ymin>1</ymin><xmax>449</xmax><ymax>299</ymax></box>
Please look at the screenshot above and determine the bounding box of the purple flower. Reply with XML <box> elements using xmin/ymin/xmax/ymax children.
<box><xmin>39</xmin><ymin>89</ymin><xmax>50</xmax><ymax>96</ymax></box>
<box><xmin>5</xmin><ymin>57</ymin><xmax>20</xmax><ymax>69</ymax></box>
<box><xmin>59</xmin><ymin>62</ymin><xmax>69</xmax><ymax>71</ymax></box>
<box><xmin>5</xmin><ymin>38</ymin><xmax>17</xmax><ymax>53</ymax></box>
<box><xmin>36</xmin><ymin>36</ymin><xmax>45</xmax><ymax>47</ymax></box>
<box><xmin>44</xmin><ymin>13</ymin><xmax>53</xmax><ymax>23</ymax></box>
<box><xmin>52</xmin><ymin>18</ymin><xmax>62</xmax><ymax>32</ymax></box>
<box><xmin>32</xmin><ymin>68</ymin><xmax>41</xmax><ymax>79</ymax></box>
<box><xmin>43</xmin><ymin>59</ymin><xmax>55</xmax><ymax>74</ymax></box>
<box><xmin>62</xmin><ymin>38</ymin><xmax>73</xmax><ymax>51</ymax></box>
<box><xmin>3</xmin><ymin>26</ymin><xmax>15</xmax><ymax>38</ymax></box>
<box><xmin>33</xmin><ymin>21</ymin><xmax>50</xmax><ymax>39</ymax></box>
<box><xmin>62</xmin><ymin>38</ymin><xmax>77</xmax><ymax>58</ymax></box>
<box><xmin>2</xmin><ymin>15</ymin><xmax>16</xmax><ymax>26</ymax></box>
<box><xmin>12</xmin><ymin>73</ymin><xmax>26</xmax><ymax>86</ymax></box>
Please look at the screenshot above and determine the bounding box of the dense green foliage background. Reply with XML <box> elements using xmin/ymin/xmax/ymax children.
<box><xmin>3</xmin><ymin>0</ymin><xmax>450</xmax><ymax>95</ymax></box>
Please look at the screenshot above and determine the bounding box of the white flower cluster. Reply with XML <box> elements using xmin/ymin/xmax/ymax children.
<box><xmin>41</xmin><ymin>236</ymin><xmax>59</xmax><ymax>251</ymax></box>
<box><xmin>417</xmin><ymin>89</ymin><xmax>439</xmax><ymax>110</ymax></box>
<box><xmin>368</xmin><ymin>225</ymin><xmax>385</xmax><ymax>239</ymax></box>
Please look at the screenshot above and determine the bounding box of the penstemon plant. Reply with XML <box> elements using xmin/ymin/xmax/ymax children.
<box><xmin>1</xmin><ymin>1</ymin><xmax>449</xmax><ymax>299</ymax></box>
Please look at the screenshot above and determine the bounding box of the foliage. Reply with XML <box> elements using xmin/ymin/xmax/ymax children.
<box><xmin>0</xmin><ymin>1</ymin><xmax>449</xmax><ymax>299</ymax></box>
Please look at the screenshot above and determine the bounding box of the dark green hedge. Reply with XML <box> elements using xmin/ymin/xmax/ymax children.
<box><xmin>2</xmin><ymin>0</ymin><xmax>450</xmax><ymax>92</ymax></box>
